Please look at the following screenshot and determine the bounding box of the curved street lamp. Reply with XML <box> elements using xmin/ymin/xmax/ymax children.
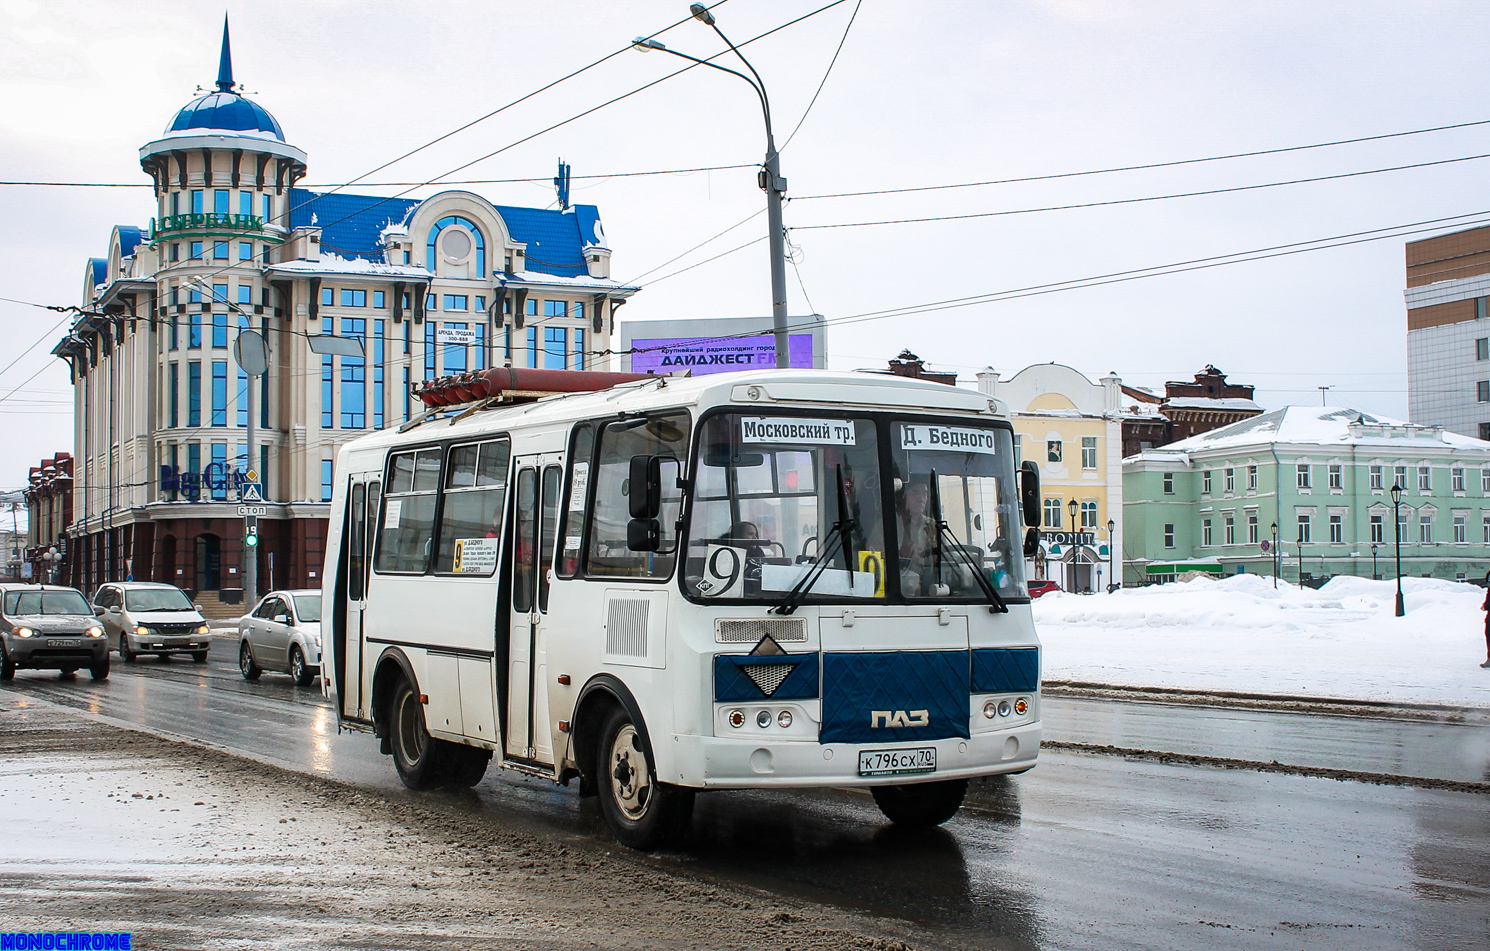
<box><xmin>633</xmin><ymin>4</ymin><xmax>791</xmax><ymax>366</ymax></box>
<box><xmin>1390</xmin><ymin>482</ymin><xmax>1405</xmax><ymax>616</ymax></box>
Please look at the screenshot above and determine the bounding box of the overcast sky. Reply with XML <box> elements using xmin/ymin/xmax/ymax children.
<box><xmin>4</xmin><ymin>0</ymin><xmax>1489</xmax><ymax>488</ymax></box>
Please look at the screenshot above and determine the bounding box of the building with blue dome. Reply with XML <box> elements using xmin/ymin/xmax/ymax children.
<box><xmin>50</xmin><ymin>19</ymin><xmax>639</xmax><ymax>603</ymax></box>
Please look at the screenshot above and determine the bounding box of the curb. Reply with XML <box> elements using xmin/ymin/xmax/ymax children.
<box><xmin>1043</xmin><ymin>680</ymin><xmax>1490</xmax><ymax>722</ymax></box>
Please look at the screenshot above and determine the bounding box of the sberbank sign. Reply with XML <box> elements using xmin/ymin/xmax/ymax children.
<box><xmin>150</xmin><ymin>213</ymin><xmax>265</xmax><ymax>238</ymax></box>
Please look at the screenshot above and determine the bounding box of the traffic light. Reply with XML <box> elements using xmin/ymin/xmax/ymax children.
<box><xmin>245</xmin><ymin>515</ymin><xmax>259</xmax><ymax>548</ymax></box>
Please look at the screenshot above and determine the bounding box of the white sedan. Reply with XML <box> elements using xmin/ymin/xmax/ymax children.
<box><xmin>238</xmin><ymin>589</ymin><xmax>322</xmax><ymax>686</ymax></box>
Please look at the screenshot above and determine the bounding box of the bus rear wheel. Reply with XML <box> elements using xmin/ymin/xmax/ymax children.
<box><xmin>595</xmin><ymin>706</ymin><xmax>694</xmax><ymax>851</ymax></box>
<box><xmin>871</xmin><ymin>778</ymin><xmax>968</xmax><ymax>828</ymax></box>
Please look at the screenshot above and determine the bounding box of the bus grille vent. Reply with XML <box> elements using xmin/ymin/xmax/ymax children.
<box><xmin>744</xmin><ymin>664</ymin><xmax>794</xmax><ymax>697</ymax></box>
<box><xmin>606</xmin><ymin>599</ymin><xmax>649</xmax><ymax>657</ymax></box>
<box><xmin>715</xmin><ymin>618</ymin><xmax>807</xmax><ymax>644</ymax></box>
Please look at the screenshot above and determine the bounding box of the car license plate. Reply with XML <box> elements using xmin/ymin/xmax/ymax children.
<box><xmin>858</xmin><ymin>747</ymin><xmax>936</xmax><ymax>776</ymax></box>
<box><xmin>49</xmin><ymin>638</ymin><xmax>80</xmax><ymax>647</ymax></box>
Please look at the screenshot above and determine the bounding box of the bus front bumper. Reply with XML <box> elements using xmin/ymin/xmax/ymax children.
<box><xmin>672</xmin><ymin>721</ymin><xmax>1042</xmax><ymax>789</ymax></box>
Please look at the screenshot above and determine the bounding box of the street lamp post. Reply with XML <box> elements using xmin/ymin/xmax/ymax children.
<box><xmin>1067</xmin><ymin>499</ymin><xmax>1080</xmax><ymax>593</ymax></box>
<box><xmin>634</xmin><ymin>4</ymin><xmax>791</xmax><ymax>367</ymax></box>
<box><xmin>1371</xmin><ymin>543</ymin><xmax>1379</xmax><ymax>580</ymax></box>
<box><xmin>1106</xmin><ymin>518</ymin><xmax>1117</xmax><ymax>592</ymax></box>
<box><xmin>41</xmin><ymin>546</ymin><xmax>61</xmax><ymax>585</ymax></box>
<box><xmin>1271</xmin><ymin>521</ymin><xmax>1279</xmax><ymax>588</ymax></box>
<box><xmin>1391</xmin><ymin>482</ymin><xmax>1405</xmax><ymax>616</ymax></box>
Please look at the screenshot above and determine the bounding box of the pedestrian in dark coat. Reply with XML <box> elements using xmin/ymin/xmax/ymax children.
<box><xmin>1481</xmin><ymin>573</ymin><xmax>1490</xmax><ymax>669</ymax></box>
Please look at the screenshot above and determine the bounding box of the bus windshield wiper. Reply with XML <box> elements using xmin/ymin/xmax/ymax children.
<box><xmin>929</xmin><ymin>470</ymin><xmax>1008</xmax><ymax>614</ymax></box>
<box><xmin>772</xmin><ymin>465</ymin><xmax>857</xmax><ymax>616</ymax></box>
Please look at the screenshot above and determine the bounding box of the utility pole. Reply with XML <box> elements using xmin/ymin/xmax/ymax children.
<box><xmin>235</xmin><ymin>330</ymin><xmax>268</xmax><ymax>607</ymax></box>
<box><xmin>1318</xmin><ymin>385</ymin><xmax>1333</xmax><ymax>406</ymax></box>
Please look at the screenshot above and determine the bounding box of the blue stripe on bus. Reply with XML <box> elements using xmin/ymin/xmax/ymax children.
<box><xmin>713</xmin><ymin>653</ymin><xmax>820</xmax><ymax>702</ymax></box>
<box><xmin>821</xmin><ymin>650</ymin><xmax>970</xmax><ymax>744</ymax></box>
<box><xmin>970</xmin><ymin>648</ymin><xmax>1039</xmax><ymax>693</ymax></box>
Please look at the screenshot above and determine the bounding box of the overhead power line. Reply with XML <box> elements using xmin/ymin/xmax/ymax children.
<box><xmin>795</xmin><ymin>116</ymin><xmax>1490</xmax><ymax>201</ymax></box>
<box><xmin>0</xmin><ymin>163</ymin><xmax>756</xmax><ymax>189</ymax></box>
<box><xmin>779</xmin><ymin>0</ymin><xmax>862</xmax><ymax>152</ymax></box>
<box><xmin>791</xmin><ymin>152</ymin><xmax>1490</xmax><ymax>231</ymax></box>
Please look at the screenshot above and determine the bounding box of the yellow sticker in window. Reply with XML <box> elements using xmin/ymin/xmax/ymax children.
<box><xmin>858</xmin><ymin>550</ymin><xmax>886</xmax><ymax>597</ymax></box>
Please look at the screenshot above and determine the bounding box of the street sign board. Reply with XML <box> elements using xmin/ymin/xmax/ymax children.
<box><xmin>237</xmin><ymin>505</ymin><xmax>267</xmax><ymax>517</ymax></box>
<box><xmin>240</xmin><ymin>482</ymin><xmax>264</xmax><ymax>502</ymax></box>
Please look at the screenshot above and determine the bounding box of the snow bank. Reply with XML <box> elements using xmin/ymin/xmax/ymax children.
<box><xmin>1033</xmin><ymin>574</ymin><xmax>1490</xmax><ymax>707</ymax></box>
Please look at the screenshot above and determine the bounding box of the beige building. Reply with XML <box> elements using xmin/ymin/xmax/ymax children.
<box><xmin>54</xmin><ymin>25</ymin><xmax>637</xmax><ymax>605</ymax></box>
<box><xmin>978</xmin><ymin>365</ymin><xmax>1125</xmax><ymax>592</ymax></box>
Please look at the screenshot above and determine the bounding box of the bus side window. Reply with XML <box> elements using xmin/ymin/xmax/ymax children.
<box><xmin>375</xmin><ymin>448</ymin><xmax>442</xmax><ymax>574</ymax></box>
<box><xmin>435</xmin><ymin>437</ymin><xmax>510</xmax><ymax>574</ymax></box>
<box><xmin>585</xmin><ymin>412</ymin><xmax>690</xmax><ymax>579</ymax></box>
<box><xmin>557</xmin><ymin>422</ymin><xmax>595</xmax><ymax>577</ymax></box>
<box><xmin>348</xmin><ymin>482</ymin><xmax>366</xmax><ymax>601</ymax></box>
<box><xmin>538</xmin><ymin>465</ymin><xmax>562</xmax><ymax>610</ymax></box>
<box><xmin>513</xmin><ymin>468</ymin><xmax>538</xmax><ymax>612</ymax></box>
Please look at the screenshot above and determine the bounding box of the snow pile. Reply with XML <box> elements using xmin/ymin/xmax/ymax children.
<box><xmin>1033</xmin><ymin>574</ymin><xmax>1490</xmax><ymax>707</ymax></box>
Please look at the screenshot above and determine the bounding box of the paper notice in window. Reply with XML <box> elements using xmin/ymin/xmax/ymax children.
<box><xmin>739</xmin><ymin>417</ymin><xmax>856</xmax><ymax>445</ymax></box>
<box><xmin>899</xmin><ymin>424</ymin><xmax>998</xmax><ymax>454</ymax></box>
<box><xmin>384</xmin><ymin>498</ymin><xmax>402</xmax><ymax>529</ymax></box>
<box><xmin>453</xmin><ymin>537</ymin><xmax>499</xmax><ymax>573</ymax></box>
<box><xmin>569</xmin><ymin>463</ymin><xmax>589</xmax><ymax>510</ymax></box>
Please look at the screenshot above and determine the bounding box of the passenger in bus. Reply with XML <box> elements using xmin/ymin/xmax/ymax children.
<box><xmin>897</xmin><ymin>481</ymin><xmax>937</xmax><ymax>594</ymax></box>
<box><xmin>717</xmin><ymin>521</ymin><xmax>767</xmax><ymax>559</ymax></box>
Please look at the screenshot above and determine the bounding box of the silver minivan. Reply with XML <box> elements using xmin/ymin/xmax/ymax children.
<box><xmin>92</xmin><ymin>582</ymin><xmax>212</xmax><ymax>663</ymax></box>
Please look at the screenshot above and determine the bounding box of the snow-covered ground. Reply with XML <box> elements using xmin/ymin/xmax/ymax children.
<box><xmin>1034</xmin><ymin>574</ymin><xmax>1490</xmax><ymax>708</ymax></box>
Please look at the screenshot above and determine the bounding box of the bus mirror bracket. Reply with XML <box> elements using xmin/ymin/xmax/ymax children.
<box><xmin>1019</xmin><ymin>460</ymin><xmax>1041</xmax><ymax>528</ymax></box>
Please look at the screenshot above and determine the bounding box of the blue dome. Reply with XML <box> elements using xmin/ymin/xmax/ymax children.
<box><xmin>166</xmin><ymin>91</ymin><xmax>284</xmax><ymax>141</ymax></box>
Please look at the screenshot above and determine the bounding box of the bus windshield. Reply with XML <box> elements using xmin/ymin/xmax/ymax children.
<box><xmin>682</xmin><ymin>413</ymin><xmax>1026</xmax><ymax>604</ymax></box>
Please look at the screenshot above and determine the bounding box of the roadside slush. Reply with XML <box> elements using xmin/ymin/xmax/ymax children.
<box><xmin>0</xmin><ymin>698</ymin><xmax>925</xmax><ymax>951</ymax></box>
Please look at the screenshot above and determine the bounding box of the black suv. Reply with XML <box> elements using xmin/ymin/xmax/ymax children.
<box><xmin>0</xmin><ymin>584</ymin><xmax>110</xmax><ymax>680</ymax></box>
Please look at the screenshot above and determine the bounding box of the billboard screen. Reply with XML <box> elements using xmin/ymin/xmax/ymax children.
<box><xmin>629</xmin><ymin>333</ymin><xmax>814</xmax><ymax>375</ymax></box>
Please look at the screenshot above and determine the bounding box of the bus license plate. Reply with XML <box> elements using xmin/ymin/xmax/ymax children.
<box><xmin>858</xmin><ymin>747</ymin><xmax>936</xmax><ymax>776</ymax></box>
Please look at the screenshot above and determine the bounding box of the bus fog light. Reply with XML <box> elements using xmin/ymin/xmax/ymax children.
<box><xmin>756</xmin><ymin>710</ymin><xmax>771</xmax><ymax>728</ymax></box>
<box><xmin>1014</xmin><ymin>697</ymin><xmax>1029</xmax><ymax>715</ymax></box>
<box><xmin>997</xmin><ymin>700</ymin><xmax>1012</xmax><ymax>717</ymax></box>
<box><xmin>777</xmin><ymin>710</ymin><xmax>792</xmax><ymax>728</ymax></box>
<box><xmin>728</xmin><ymin>710</ymin><xmax>745</xmax><ymax>728</ymax></box>
<box><xmin>982</xmin><ymin>700</ymin><xmax>997</xmax><ymax>719</ymax></box>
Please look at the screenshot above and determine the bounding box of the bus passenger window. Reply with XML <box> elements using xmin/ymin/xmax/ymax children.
<box><xmin>557</xmin><ymin>422</ymin><xmax>595</xmax><ymax>577</ymax></box>
<box><xmin>586</xmin><ymin>412</ymin><xmax>690</xmax><ymax>579</ymax></box>
<box><xmin>376</xmin><ymin>448</ymin><xmax>442</xmax><ymax>574</ymax></box>
<box><xmin>513</xmin><ymin>468</ymin><xmax>538</xmax><ymax>612</ymax></box>
<box><xmin>436</xmin><ymin>438</ymin><xmax>510</xmax><ymax>574</ymax></box>
<box><xmin>538</xmin><ymin>465</ymin><xmax>561</xmax><ymax>609</ymax></box>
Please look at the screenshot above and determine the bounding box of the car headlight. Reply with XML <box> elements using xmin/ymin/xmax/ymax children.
<box><xmin>135</xmin><ymin>626</ymin><xmax>151</xmax><ymax>637</ymax></box>
<box><xmin>197</xmin><ymin>624</ymin><xmax>210</xmax><ymax>636</ymax></box>
<box><xmin>86</xmin><ymin>627</ymin><xmax>105</xmax><ymax>638</ymax></box>
<box><xmin>13</xmin><ymin>627</ymin><xmax>34</xmax><ymax>638</ymax></box>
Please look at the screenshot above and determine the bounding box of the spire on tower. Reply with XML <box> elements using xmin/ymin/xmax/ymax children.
<box><xmin>215</xmin><ymin>15</ymin><xmax>235</xmax><ymax>93</ymax></box>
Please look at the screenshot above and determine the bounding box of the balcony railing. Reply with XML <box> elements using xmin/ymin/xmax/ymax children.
<box><xmin>150</xmin><ymin>213</ymin><xmax>266</xmax><ymax>239</ymax></box>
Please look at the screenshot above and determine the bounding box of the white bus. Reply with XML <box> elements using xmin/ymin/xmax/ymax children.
<box><xmin>323</xmin><ymin>368</ymin><xmax>1043</xmax><ymax>850</ymax></box>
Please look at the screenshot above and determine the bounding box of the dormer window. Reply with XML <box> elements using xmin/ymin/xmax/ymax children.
<box><xmin>427</xmin><ymin>216</ymin><xmax>486</xmax><ymax>279</ymax></box>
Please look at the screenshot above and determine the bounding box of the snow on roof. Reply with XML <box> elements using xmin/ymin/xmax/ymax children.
<box><xmin>1163</xmin><ymin>397</ymin><xmax>1263</xmax><ymax>411</ymax></box>
<box><xmin>1148</xmin><ymin>405</ymin><xmax>1490</xmax><ymax>454</ymax></box>
<box><xmin>503</xmin><ymin>271</ymin><xmax>639</xmax><ymax>293</ymax></box>
<box><xmin>265</xmin><ymin>254</ymin><xmax>428</xmax><ymax>279</ymax></box>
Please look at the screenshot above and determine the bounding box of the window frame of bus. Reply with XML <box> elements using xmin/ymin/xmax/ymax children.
<box><xmin>677</xmin><ymin>407</ymin><xmax>1023</xmax><ymax>606</ymax></box>
<box><xmin>431</xmin><ymin>436</ymin><xmax>512</xmax><ymax>576</ymax></box>
<box><xmin>373</xmin><ymin>443</ymin><xmax>445</xmax><ymax>575</ymax></box>
<box><xmin>888</xmin><ymin>415</ymin><xmax>1026</xmax><ymax>604</ymax></box>
<box><xmin>555</xmin><ymin>421</ymin><xmax>597</xmax><ymax>578</ymax></box>
<box><xmin>558</xmin><ymin>411</ymin><xmax>691</xmax><ymax>583</ymax></box>
<box><xmin>679</xmin><ymin>407</ymin><xmax>886</xmax><ymax>606</ymax></box>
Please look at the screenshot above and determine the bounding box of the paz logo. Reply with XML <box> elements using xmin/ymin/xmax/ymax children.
<box><xmin>870</xmin><ymin>710</ymin><xmax>930</xmax><ymax>728</ymax></box>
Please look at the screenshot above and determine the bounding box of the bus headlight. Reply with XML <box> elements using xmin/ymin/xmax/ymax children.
<box><xmin>756</xmin><ymin>710</ymin><xmax>771</xmax><ymax>728</ymax></box>
<box><xmin>727</xmin><ymin>710</ymin><xmax>745</xmax><ymax>728</ymax></box>
<box><xmin>776</xmin><ymin>710</ymin><xmax>792</xmax><ymax>728</ymax></box>
<box><xmin>1014</xmin><ymin>697</ymin><xmax>1029</xmax><ymax>715</ymax></box>
<box><xmin>998</xmin><ymin>700</ymin><xmax>1012</xmax><ymax>717</ymax></box>
<box><xmin>982</xmin><ymin>700</ymin><xmax>997</xmax><ymax>719</ymax></box>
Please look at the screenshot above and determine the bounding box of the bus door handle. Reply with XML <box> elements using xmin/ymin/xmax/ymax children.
<box><xmin>529</xmin><ymin>610</ymin><xmax>540</xmax><ymax>627</ymax></box>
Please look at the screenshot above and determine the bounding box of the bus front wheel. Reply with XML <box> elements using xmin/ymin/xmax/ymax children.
<box><xmin>871</xmin><ymin>778</ymin><xmax>968</xmax><ymax>828</ymax></box>
<box><xmin>595</xmin><ymin>706</ymin><xmax>694</xmax><ymax>851</ymax></box>
<box><xmin>390</xmin><ymin>677</ymin><xmax>445</xmax><ymax>789</ymax></box>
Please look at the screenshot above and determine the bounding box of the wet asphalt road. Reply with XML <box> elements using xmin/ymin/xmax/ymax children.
<box><xmin>4</xmin><ymin>639</ymin><xmax>1489</xmax><ymax>950</ymax></box>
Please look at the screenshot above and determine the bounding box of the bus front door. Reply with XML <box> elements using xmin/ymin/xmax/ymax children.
<box><xmin>342</xmin><ymin>476</ymin><xmax>379</xmax><ymax>720</ymax></box>
<box><xmin>505</xmin><ymin>457</ymin><xmax>562</xmax><ymax>763</ymax></box>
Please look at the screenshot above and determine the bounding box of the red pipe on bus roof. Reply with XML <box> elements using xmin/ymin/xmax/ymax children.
<box><xmin>416</xmin><ymin>367</ymin><xmax>654</xmax><ymax>407</ymax></box>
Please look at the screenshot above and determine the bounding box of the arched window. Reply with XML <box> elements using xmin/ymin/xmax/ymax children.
<box><xmin>427</xmin><ymin>216</ymin><xmax>486</xmax><ymax>278</ymax></box>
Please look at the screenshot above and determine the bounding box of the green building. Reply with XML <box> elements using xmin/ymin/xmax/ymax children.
<box><xmin>1122</xmin><ymin>406</ymin><xmax>1490</xmax><ymax>585</ymax></box>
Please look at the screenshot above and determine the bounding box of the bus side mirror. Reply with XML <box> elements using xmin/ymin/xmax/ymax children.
<box><xmin>1019</xmin><ymin>460</ymin><xmax>1041</xmax><ymax>528</ymax></box>
<box><xmin>629</xmin><ymin>455</ymin><xmax>663</xmax><ymax>519</ymax></box>
<box><xmin>1023</xmin><ymin>527</ymin><xmax>1040</xmax><ymax>559</ymax></box>
<box><xmin>627</xmin><ymin>518</ymin><xmax>661</xmax><ymax>551</ymax></box>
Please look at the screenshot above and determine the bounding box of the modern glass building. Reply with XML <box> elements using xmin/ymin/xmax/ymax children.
<box><xmin>1123</xmin><ymin>406</ymin><xmax>1490</xmax><ymax>585</ymax></box>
